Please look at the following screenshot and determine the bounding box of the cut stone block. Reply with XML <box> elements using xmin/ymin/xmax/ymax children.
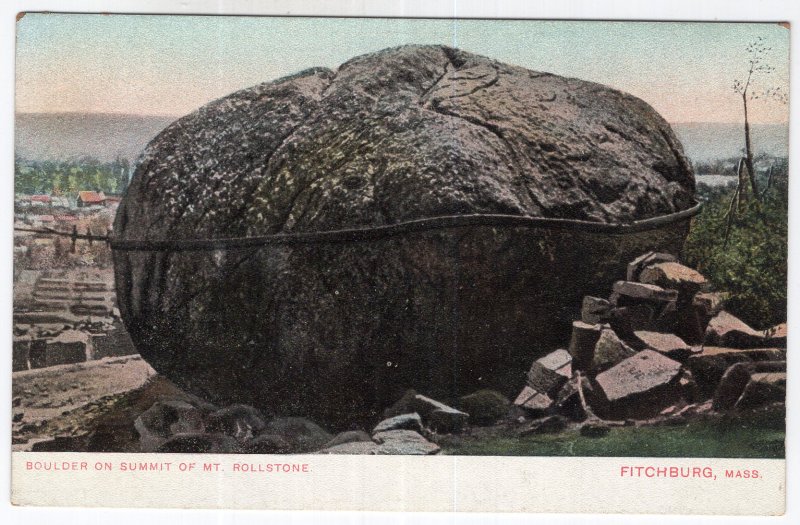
<box><xmin>612</xmin><ymin>281</ymin><xmax>679</xmax><ymax>304</ymax></box>
<box><xmin>536</xmin><ymin>349</ymin><xmax>573</xmax><ymax>378</ymax></box>
<box><xmin>581</xmin><ymin>296</ymin><xmax>613</xmax><ymax>325</ymax></box>
<box><xmin>608</xmin><ymin>304</ymin><xmax>656</xmax><ymax>339</ymax></box>
<box><xmin>513</xmin><ymin>386</ymin><xmax>553</xmax><ymax>414</ymax></box>
<box><xmin>594</xmin><ymin>350</ymin><xmax>683</xmax><ymax>419</ymax></box>
<box><xmin>639</xmin><ymin>262</ymin><xmax>707</xmax><ymax>297</ymax></box>
<box><xmin>627</xmin><ymin>252</ymin><xmax>677</xmax><ymax>282</ymax></box>
<box><xmin>527</xmin><ymin>361</ymin><xmax>569</xmax><ymax>396</ymax></box>
<box><xmin>568</xmin><ymin>321</ymin><xmax>604</xmax><ymax>371</ymax></box>
<box><xmin>704</xmin><ymin>311</ymin><xmax>767</xmax><ymax>348</ymax></box>
<box><xmin>633</xmin><ymin>331</ymin><xmax>692</xmax><ymax>361</ymax></box>
<box><xmin>591</xmin><ymin>329</ymin><xmax>636</xmax><ymax>373</ymax></box>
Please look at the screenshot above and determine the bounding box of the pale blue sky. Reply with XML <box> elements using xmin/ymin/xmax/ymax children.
<box><xmin>15</xmin><ymin>14</ymin><xmax>790</xmax><ymax>123</ymax></box>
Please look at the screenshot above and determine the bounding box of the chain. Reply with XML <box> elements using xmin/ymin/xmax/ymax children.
<box><xmin>14</xmin><ymin>201</ymin><xmax>702</xmax><ymax>253</ymax></box>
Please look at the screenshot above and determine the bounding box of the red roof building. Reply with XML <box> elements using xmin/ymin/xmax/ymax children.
<box><xmin>77</xmin><ymin>191</ymin><xmax>106</xmax><ymax>207</ymax></box>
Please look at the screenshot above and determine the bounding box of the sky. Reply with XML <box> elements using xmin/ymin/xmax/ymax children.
<box><xmin>15</xmin><ymin>14</ymin><xmax>790</xmax><ymax>124</ymax></box>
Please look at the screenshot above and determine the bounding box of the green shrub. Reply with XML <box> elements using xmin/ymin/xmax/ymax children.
<box><xmin>457</xmin><ymin>389</ymin><xmax>510</xmax><ymax>426</ymax></box>
<box><xmin>683</xmin><ymin>169</ymin><xmax>787</xmax><ymax>329</ymax></box>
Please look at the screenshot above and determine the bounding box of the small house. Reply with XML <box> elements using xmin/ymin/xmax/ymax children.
<box><xmin>77</xmin><ymin>191</ymin><xmax>106</xmax><ymax>208</ymax></box>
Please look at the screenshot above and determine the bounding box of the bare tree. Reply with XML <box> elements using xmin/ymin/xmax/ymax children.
<box><xmin>732</xmin><ymin>37</ymin><xmax>787</xmax><ymax>201</ymax></box>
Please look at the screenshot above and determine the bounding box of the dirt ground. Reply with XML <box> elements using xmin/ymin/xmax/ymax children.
<box><xmin>12</xmin><ymin>355</ymin><xmax>156</xmax><ymax>451</ymax></box>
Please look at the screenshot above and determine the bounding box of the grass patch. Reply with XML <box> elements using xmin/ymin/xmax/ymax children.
<box><xmin>441</xmin><ymin>419</ymin><xmax>785</xmax><ymax>458</ymax></box>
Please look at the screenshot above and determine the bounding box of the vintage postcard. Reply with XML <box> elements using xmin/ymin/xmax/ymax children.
<box><xmin>9</xmin><ymin>12</ymin><xmax>789</xmax><ymax>514</ymax></box>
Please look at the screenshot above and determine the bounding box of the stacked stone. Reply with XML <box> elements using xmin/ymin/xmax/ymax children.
<box><xmin>513</xmin><ymin>251</ymin><xmax>786</xmax><ymax>424</ymax></box>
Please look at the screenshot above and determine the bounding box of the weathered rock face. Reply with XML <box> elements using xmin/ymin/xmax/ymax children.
<box><xmin>114</xmin><ymin>45</ymin><xmax>695</xmax><ymax>428</ymax></box>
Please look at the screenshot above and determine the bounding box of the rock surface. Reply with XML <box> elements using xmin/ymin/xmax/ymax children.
<box><xmin>323</xmin><ymin>430</ymin><xmax>373</xmax><ymax>448</ymax></box>
<box><xmin>114</xmin><ymin>45</ymin><xmax>695</xmax><ymax>427</ymax></box>
<box><xmin>372</xmin><ymin>413</ymin><xmax>423</xmax><ymax>434</ymax></box>
<box><xmin>372</xmin><ymin>429</ymin><xmax>440</xmax><ymax>455</ymax></box>
<box><xmin>260</xmin><ymin>417</ymin><xmax>332</xmax><ymax>453</ymax></box>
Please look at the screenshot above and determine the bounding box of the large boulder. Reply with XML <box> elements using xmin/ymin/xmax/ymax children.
<box><xmin>113</xmin><ymin>45</ymin><xmax>696</xmax><ymax>428</ymax></box>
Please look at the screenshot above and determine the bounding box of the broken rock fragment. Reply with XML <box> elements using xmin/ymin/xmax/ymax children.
<box><xmin>316</xmin><ymin>441</ymin><xmax>379</xmax><ymax>455</ymax></box>
<box><xmin>372</xmin><ymin>413</ymin><xmax>423</xmax><ymax>434</ymax></box>
<box><xmin>205</xmin><ymin>404</ymin><xmax>267</xmax><ymax>441</ymax></box>
<box><xmin>735</xmin><ymin>372</ymin><xmax>786</xmax><ymax>410</ymax></box>
<box><xmin>519</xmin><ymin>415</ymin><xmax>569</xmax><ymax>436</ymax></box>
<box><xmin>323</xmin><ymin>430</ymin><xmax>373</xmax><ymax>449</ymax></box>
<box><xmin>372</xmin><ymin>429</ymin><xmax>440</xmax><ymax>455</ymax></box>
<box><xmin>513</xmin><ymin>387</ymin><xmax>553</xmax><ymax>414</ymax></box>
<box><xmin>639</xmin><ymin>262</ymin><xmax>707</xmax><ymax>298</ymax></box>
<box><xmin>260</xmin><ymin>417</ymin><xmax>333</xmax><ymax>453</ymax></box>
<box><xmin>591</xmin><ymin>328</ymin><xmax>636</xmax><ymax>373</ymax></box>
<box><xmin>704</xmin><ymin>311</ymin><xmax>768</xmax><ymax>348</ymax></box>
<box><xmin>134</xmin><ymin>400</ymin><xmax>205</xmax><ymax>452</ymax></box>
<box><xmin>411</xmin><ymin>394</ymin><xmax>468</xmax><ymax>433</ymax></box>
<box><xmin>713</xmin><ymin>361</ymin><xmax>787</xmax><ymax>411</ymax></box>
<box><xmin>581</xmin><ymin>296</ymin><xmax>613</xmax><ymax>325</ymax></box>
<box><xmin>157</xmin><ymin>433</ymin><xmax>242</xmax><ymax>453</ymax></box>
<box><xmin>627</xmin><ymin>252</ymin><xmax>677</xmax><ymax>282</ymax></box>
<box><xmin>527</xmin><ymin>361</ymin><xmax>569</xmax><ymax>396</ymax></box>
<box><xmin>514</xmin><ymin>349</ymin><xmax>575</xmax><ymax>415</ymax></box>
<box><xmin>535</xmin><ymin>349</ymin><xmax>573</xmax><ymax>378</ymax></box>
<box><xmin>687</xmin><ymin>347</ymin><xmax>786</xmax><ymax>397</ymax></box>
<box><xmin>612</xmin><ymin>281</ymin><xmax>679</xmax><ymax>304</ymax></box>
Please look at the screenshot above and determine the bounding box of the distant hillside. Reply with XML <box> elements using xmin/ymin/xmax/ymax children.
<box><xmin>15</xmin><ymin>113</ymin><xmax>176</xmax><ymax>162</ymax></box>
<box><xmin>15</xmin><ymin>113</ymin><xmax>789</xmax><ymax>165</ymax></box>
<box><xmin>672</xmin><ymin>122</ymin><xmax>789</xmax><ymax>163</ymax></box>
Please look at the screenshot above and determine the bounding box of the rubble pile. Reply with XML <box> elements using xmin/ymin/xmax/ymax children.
<box><xmin>512</xmin><ymin>251</ymin><xmax>786</xmax><ymax>429</ymax></box>
<box><xmin>124</xmin><ymin>391</ymin><xmax>458</xmax><ymax>455</ymax></box>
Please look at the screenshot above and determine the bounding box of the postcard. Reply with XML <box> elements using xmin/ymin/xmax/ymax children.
<box><xmin>10</xmin><ymin>12</ymin><xmax>788</xmax><ymax>514</ymax></box>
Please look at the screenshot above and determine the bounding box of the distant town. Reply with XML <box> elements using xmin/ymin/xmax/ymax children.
<box><xmin>13</xmin><ymin>155</ymin><xmax>135</xmax><ymax>375</ymax></box>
